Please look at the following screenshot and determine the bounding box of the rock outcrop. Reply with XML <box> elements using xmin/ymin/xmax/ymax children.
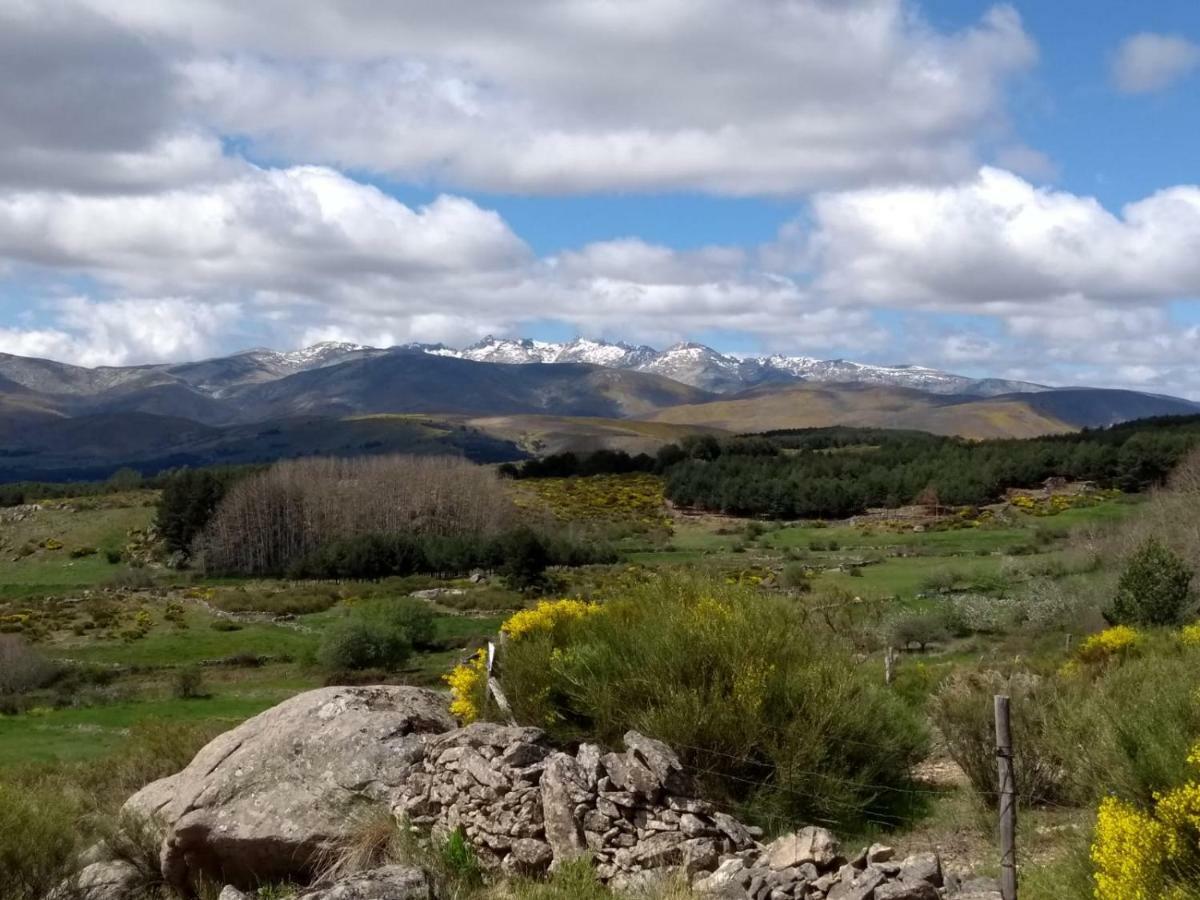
<box><xmin>123</xmin><ymin>686</ymin><xmax>455</xmax><ymax>893</ymax></box>
<box><xmin>115</xmin><ymin>686</ymin><xmax>996</xmax><ymax>900</ymax></box>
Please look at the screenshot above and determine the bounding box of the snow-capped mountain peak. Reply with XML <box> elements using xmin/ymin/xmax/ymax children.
<box><xmin>250</xmin><ymin>337</ymin><xmax>1048</xmax><ymax>398</ymax></box>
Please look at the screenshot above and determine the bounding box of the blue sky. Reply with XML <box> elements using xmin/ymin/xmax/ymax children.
<box><xmin>1</xmin><ymin>0</ymin><xmax>1199</xmax><ymax>395</ymax></box>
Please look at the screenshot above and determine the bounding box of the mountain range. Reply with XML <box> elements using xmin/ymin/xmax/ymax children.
<box><xmin>1</xmin><ymin>338</ymin><xmax>1197</xmax><ymax>480</ymax></box>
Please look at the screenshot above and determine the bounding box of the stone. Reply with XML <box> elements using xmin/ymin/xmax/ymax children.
<box><xmin>218</xmin><ymin>888</ymin><xmax>250</xmax><ymax>900</ymax></box>
<box><xmin>601</xmin><ymin>751</ymin><xmax>661</xmax><ymax>796</ymax></box>
<box><xmin>874</xmin><ymin>881</ymin><xmax>940</xmax><ymax>900</ymax></box>
<box><xmin>867</xmin><ymin>843</ymin><xmax>895</xmax><ymax>864</ymax></box>
<box><xmin>623</xmin><ymin>730</ymin><xmax>690</xmax><ymax>792</ymax></box>
<box><xmin>765</xmin><ymin>827</ymin><xmax>841</xmax><ymax>871</ymax></box>
<box><xmin>153</xmin><ymin>686</ymin><xmax>454</xmax><ymax>893</ymax></box>
<box><xmin>826</xmin><ymin>866</ymin><xmax>886</xmax><ymax>900</ymax></box>
<box><xmin>293</xmin><ymin>866</ymin><xmax>433</xmax><ymax>900</ymax></box>
<box><xmin>712</xmin><ymin>811</ymin><xmax>754</xmax><ymax>846</ymax></box>
<box><xmin>66</xmin><ymin>861</ymin><xmax>142</xmax><ymax>900</ymax></box>
<box><xmin>898</xmin><ymin>852</ymin><xmax>942</xmax><ymax>887</ymax></box>
<box><xmin>541</xmin><ymin>752</ymin><xmax>590</xmax><ymax>864</ymax></box>
<box><xmin>505</xmin><ymin>838</ymin><xmax>554</xmax><ymax>875</ymax></box>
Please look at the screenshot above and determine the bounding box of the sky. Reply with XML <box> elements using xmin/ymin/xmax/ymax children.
<box><xmin>1</xmin><ymin>0</ymin><xmax>1199</xmax><ymax>395</ymax></box>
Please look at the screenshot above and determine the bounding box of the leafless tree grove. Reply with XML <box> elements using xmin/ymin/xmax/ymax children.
<box><xmin>199</xmin><ymin>456</ymin><xmax>519</xmax><ymax>575</ymax></box>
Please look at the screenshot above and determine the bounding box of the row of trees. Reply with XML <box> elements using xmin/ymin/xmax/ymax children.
<box><xmin>199</xmin><ymin>456</ymin><xmax>520</xmax><ymax>576</ymax></box>
<box><xmin>663</xmin><ymin>416</ymin><xmax>1200</xmax><ymax>519</ymax></box>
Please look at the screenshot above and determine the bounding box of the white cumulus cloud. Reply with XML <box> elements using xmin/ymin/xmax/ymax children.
<box><xmin>1113</xmin><ymin>32</ymin><xmax>1200</xmax><ymax>94</ymax></box>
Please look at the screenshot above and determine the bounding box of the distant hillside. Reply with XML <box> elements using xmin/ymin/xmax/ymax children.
<box><xmin>642</xmin><ymin>383</ymin><xmax>1076</xmax><ymax>439</ymax></box>
<box><xmin>219</xmin><ymin>352</ymin><xmax>714</xmax><ymax>423</ymax></box>
<box><xmin>0</xmin><ymin>412</ymin><xmax>524</xmax><ymax>481</ymax></box>
<box><xmin>464</xmin><ymin>415</ymin><xmax>728</xmax><ymax>456</ymax></box>
<box><xmin>1014</xmin><ymin>389</ymin><xmax>1200</xmax><ymax>428</ymax></box>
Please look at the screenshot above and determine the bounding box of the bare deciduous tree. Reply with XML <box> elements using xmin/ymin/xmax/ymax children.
<box><xmin>199</xmin><ymin>456</ymin><xmax>520</xmax><ymax>575</ymax></box>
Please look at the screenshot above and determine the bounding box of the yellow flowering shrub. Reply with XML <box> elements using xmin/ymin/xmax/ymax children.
<box><xmin>1092</xmin><ymin>740</ymin><xmax>1200</xmax><ymax>899</ymax></box>
<box><xmin>1181</xmin><ymin>623</ymin><xmax>1200</xmax><ymax>647</ymax></box>
<box><xmin>444</xmin><ymin>648</ymin><xmax>488</xmax><ymax>723</ymax></box>
<box><xmin>1092</xmin><ymin>795</ymin><xmax>1173</xmax><ymax>900</ymax></box>
<box><xmin>1076</xmin><ymin>626</ymin><xmax>1142</xmax><ymax>664</ymax></box>
<box><xmin>500</xmin><ymin>599</ymin><xmax>601</xmax><ymax>642</ymax></box>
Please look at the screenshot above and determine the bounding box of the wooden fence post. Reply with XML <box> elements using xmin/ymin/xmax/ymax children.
<box><xmin>995</xmin><ymin>694</ymin><xmax>1018</xmax><ymax>900</ymax></box>
<box><xmin>486</xmin><ymin>640</ymin><xmax>516</xmax><ymax>725</ymax></box>
<box><xmin>884</xmin><ymin>646</ymin><xmax>895</xmax><ymax>685</ymax></box>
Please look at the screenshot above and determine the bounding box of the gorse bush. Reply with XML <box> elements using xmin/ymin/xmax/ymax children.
<box><xmin>495</xmin><ymin>573</ymin><xmax>929</xmax><ymax>829</ymax></box>
<box><xmin>318</xmin><ymin>597</ymin><xmax>436</xmax><ymax>672</ymax></box>
<box><xmin>1048</xmin><ymin>643</ymin><xmax>1200</xmax><ymax>808</ymax></box>
<box><xmin>1090</xmin><ymin>740</ymin><xmax>1200</xmax><ymax>900</ymax></box>
<box><xmin>1108</xmin><ymin>537</ymin><xmax>1195</xmax><ymax>626</ymax></box>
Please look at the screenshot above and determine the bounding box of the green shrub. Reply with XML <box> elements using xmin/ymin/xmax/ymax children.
<box><xmin>209</xmin><ymin>619</ymin><xmax>243</xmax><ymax>632</ymax></box>
<box><xmin>317</xmin><ymin>598</ymin><xmax>434</xmax><ymax>672</ymax></box>
<box><xmin>105</xmin><ymin>548</ymin><xmax>123</xmax><ymax>564</ymax></box>
<box><xmin>1107</xmin><ymin>537</ymin><xmax>1194</xmax><ymax>626</ymax></box>
<box><xmin>496</xmin><ymin>527</ymin><xmax>551</xmax><ymax>592</ymax></box>
<box><xmin>883</xmin><ymin>610</ymin><xmax>949</xmax><ymax>651</ymax></box>
<box><xmin>931</xmin><ymin>670</ymin><xmax>1065</xmax><ymax>808</ymax></box>
<box><xmin>0</xmin><ymin>635</ymin><xmax>61</xmax><ymax>696</ymax></box>
<box><xmin>1047</xmin><ymin>645</ymin><xmax>1200</xmax><ymax>806</ymax></box>
<box><xmin>0</xmin><ymin>782</ymin><xmax>80</xmax><ymax>900</ymax></box>
<box><xmin>779</xmin><ymin>562</ymin><xmax>811</xmax><ymax>592</ymax></box>
<box><xmin>499</xmin><ymin>572</ymin><xmax>928</xmax><ymax>829</ymax></box>
<box><xmin>172</xmin><ymin>666</ymin><xmax>208</xmax><ymax>700</ymax></box>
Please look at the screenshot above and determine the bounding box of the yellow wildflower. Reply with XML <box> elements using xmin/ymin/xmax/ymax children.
<box><xmin>1092</xmin><ymin>795</ymin><xmax>1171</xmax><ymax>900</ymax></box>
<box><xmin>1077</xmin><ymin>626</ymin><xmax>1142</xmax><ymax>665</ymax></box>
<box><xmin>501</xmin><ymin>599</ymin><xmax>601</xmax><ymax>641</ymax></box>
<box><xmin>1180</xmin><ymin>623</ymin><xmax>1200</xmax><ymax>647</ymax></box>
<box><xmin>444</xmin><ymin>648</ymin><xmax>488</xmax><ymax>723</ymax></box>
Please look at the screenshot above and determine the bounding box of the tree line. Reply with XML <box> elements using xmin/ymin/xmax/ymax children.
<box><xmin>662</xmin><ymin>416</ymin><xmax>1200</xmax><ymax>519</ymax></box>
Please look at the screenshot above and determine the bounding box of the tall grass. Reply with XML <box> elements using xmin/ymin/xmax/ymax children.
<box><xmin>0</xmin><ymin>720</ymin><xmax>223</xmax><ymax>900</ymax></box>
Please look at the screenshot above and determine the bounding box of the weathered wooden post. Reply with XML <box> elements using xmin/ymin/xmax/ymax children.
<box><xmin>884</xmin><ymin>646</ymin><xmax>896</xmax><ymax>685</ymax></box>
<box><xmin>487</xmin><ymin>640</ymin><xmax>516</xmax><ymax>725</ymax></box>
<box><xmin>994</xmin><ymin>694</ymin><xmax>1017</xmax><ymax>900</ymax></box>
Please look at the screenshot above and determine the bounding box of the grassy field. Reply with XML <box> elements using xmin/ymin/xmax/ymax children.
<box><xmin>0</xmin><ymin>475</ymin><xmax>1159</xmax><ymax>896</ymax></box>
<box><xmin>0</xmin><ymin>499</ymin><xmax>157</xmax><ymax>597</ymax></box>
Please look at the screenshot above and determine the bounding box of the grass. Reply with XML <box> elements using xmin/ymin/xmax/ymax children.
<box><xmin>0</xmin><ymin>689</ymin><xmax>293</xmax><ymax>766</ymax></box>
<box><xmin>0</xmin><ymin>482</ymin><xmax>1152</xmax><ymax>894</ymax></box>
<box><xmin>0</xmin><ymin>504</ymin><xmax>156</xmax><ymax>596</ymax></box>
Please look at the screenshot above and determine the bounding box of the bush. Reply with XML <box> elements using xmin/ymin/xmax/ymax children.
<box><xmin>1108</xmin><ymin>537</ymin><xmax>1195</xmax><ymax>626</ymax></box>
<box><xmin>931</xmin><ymin>670</ymin><xmax>1065</xmax><ymax>808</ymax></box>
<box><xmin>779</xmin><ymin>562</ymin><xmax>811</xmax><ymax>592</ymax></box>
<box><xmin>0</xmin><ymin>635</ymin><xmax>61</xmax><ymax>696</ymax></box>
<box><xmin>497</xmin><ymin>527</ymin><xmax>551</xmax><ymax>592</ymax></box>
<box><xmin>172</xmin><ymin>666</ymin><xmax>208</xmax><ymax>700</ymax></box>
<box><xmin>0</xmin><ymin>782</ymin><xmax>81</xmax><ymax>900</ymax></box>
<box><xmin>496</xmin><ymin>573</ymin><xmax>929</xmax><ymax>829</ymax></box>
<box><xmin>318</xmin><ymin>598</ymin><xmax>435</xmax><ymax>672</ymax></box>
<box><xmin>883</xmin><ymin>610</ymin><xmax>949</xmax><ymax>651</ymax></box>
<box><xmin>1048</xmin><ymin>645</ymin><xmax>1200</xmax><ymax>807</ymax></box>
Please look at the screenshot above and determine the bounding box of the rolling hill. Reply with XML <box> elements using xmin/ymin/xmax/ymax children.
<box><xmin>641</xmin><ymin>382</ymin><xmax>1198</xmax><ymax>439</ymax></box>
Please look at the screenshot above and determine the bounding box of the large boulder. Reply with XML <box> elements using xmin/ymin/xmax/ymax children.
<box><xmin>139</xmin><ymin>686</ymin><xmax>454</xmax><ymax>893</ymax></box>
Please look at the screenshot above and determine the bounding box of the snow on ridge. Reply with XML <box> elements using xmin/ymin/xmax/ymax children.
<box><xmin>261</xmin><ymin>337</ymin><xmax>1043</xmax><ymax>396</ymax></box>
